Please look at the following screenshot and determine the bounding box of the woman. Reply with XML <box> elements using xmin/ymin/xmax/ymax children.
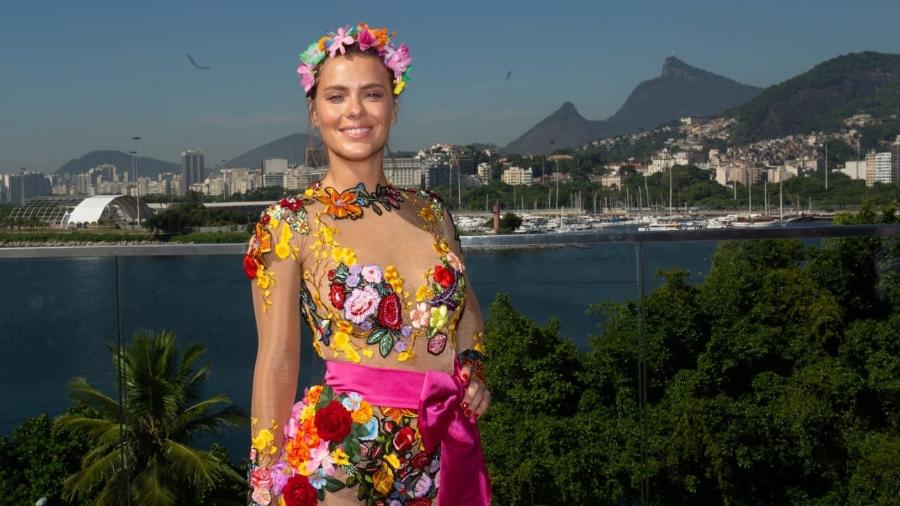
<box><xmin>243</xmin><ymin>23</ymin><xmax>491</xmax><ymax>505</ymax></box>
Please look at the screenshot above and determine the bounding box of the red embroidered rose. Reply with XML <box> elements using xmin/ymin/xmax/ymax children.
<box><xmin>411</xmin><ymin>451</ymin><xmax>431</xmax><ymax>469</ymax></box>
<box><xmin>314</xmin><ymin>400</ymin><xmax>352</xmax><ymax>441</ymax></box>
<box><xmin>377</xmin><ymin>293</ymin><xmax>402</xmax><ymax>331</ymax></box>
<box><xmin>243</xmin><ymin>255</ymin><xmax>258</xmax><ymax>279</ymax></box>
<box><xmin>282</xmin><ymin>474</ymin><xmax>317</xmax><ymax>506</ymax></box>
<box><xmin>278</xmin><ymin>198</ymin><xmax>290</xmax><ymax>209</ymax></box>
<box><xmin>393</xmin><ymin>426</ymin><xmax>416</xmax><ymax>453</ymax></box>
<box><xmin>329</xmin><ymin>283</ymin><xmax>346</xmax><ymax>310</ymax></box>
<box><xmin>327</xmin><ymin>269</ymin><xmax>336</xmax><ymax>280</ymax></box>
<box><xmin>433</xmin><ymin>265</ymin><xmax>455</xmax><ymax>289</ymax></box>
<box><xmin>260</xmin><ymin>213</ymin><xmax>271</xmax><ymax>225</ymax></box>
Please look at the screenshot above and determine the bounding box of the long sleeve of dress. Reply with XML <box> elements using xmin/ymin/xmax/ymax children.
<box><xmin>440</xmin><ymin>208</ymin><xmax>487</xmax><ymax>363</ymax></box>
<box><xmin>245</xmin><ymin>200</ymin><xmax>310</xmax><ymax>505</ymax></box>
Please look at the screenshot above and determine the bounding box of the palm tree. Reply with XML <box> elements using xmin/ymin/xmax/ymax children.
<box><xmin>56</xmin><ymin>330</ymin><xmax>247</xmax><ymax>505</ymax></box>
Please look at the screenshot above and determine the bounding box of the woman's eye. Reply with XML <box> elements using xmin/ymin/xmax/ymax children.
<box><xmin>367</xmin><ymin>92</ymin><xmax>383</xmax><ymax>99</ymax></box>
<box><xmin>327</xmin><ymin>95</ymin><xmax>344</xmax><ymax>103</ymax></box>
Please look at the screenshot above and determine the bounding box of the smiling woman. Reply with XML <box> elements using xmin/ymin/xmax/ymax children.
<box><xmin>244</xmin><ymin>23</ymin><xmax>491</xmax><ymax>506</ymax></box>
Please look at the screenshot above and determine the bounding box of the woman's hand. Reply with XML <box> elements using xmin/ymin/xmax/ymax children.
<box><xmin>459</xmin><ymin>366</ymin><xmax>490</xmax><ymax>421</ymax></box>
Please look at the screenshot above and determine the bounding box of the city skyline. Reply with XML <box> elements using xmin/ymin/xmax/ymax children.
<box><xmin>3</xmin><ymin>0</ymin><xmax>900</xmax><ymax>173</ymax></box>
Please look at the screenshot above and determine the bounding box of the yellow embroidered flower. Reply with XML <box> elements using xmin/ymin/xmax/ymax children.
<box><xmin>252</xmin><ymin>429</ymin><xmax>274</xmax><ymax>453</ymax></box>
<box><xmin>331</xmin><ymin>246</ymin><xmax>357</xmax><ymax>266</ymax></box>
<box><xmin>415</xmin><ymin>285</ymin><xmax>431</xmax><ymax>302</ymax></box>
<box><xmin>373</xmin><ymin>462</ymin><xmax>394</xmax><ymax>495</ymax></box>
<box><xmin>433</xmin><ymin>239</ymin><xmax>450</xmax><ymax>255</ymax></box>
<box><xmin>337</xmin><ymin>320</ymin><xmax>354</xmax><ymax>335</ymax></box>
<box><xmin>418</xmin><ymin>206</ymin><xmax>437</xmax><ymax>223</ymax></box>
<box><xmin>332</xmin><ymin>331</ymin><xmax>361</xmax><ymax>363</ymax></box>
<box><xmin>274</xmin><ymin>242</ymin><xmax>291</xmax><ymax>260</ymax></box>
<box><xmin>362</xmin><ymin>348</ymin><xmax>374</xmax><ymax>358</ymax></box>
<box><xmin>384</xmin><ymin>265</ymin><xmax>403</xmax><ymax>293</ymax></box>
<box><xmin>300</xmin><ymin>403</ymin><xmax>316</xmax><ymax>422</ymax></box>
<box><xmin>256</xmin><ymin>269</ymin><xmax>272</xmax><ymax>290</ymax></box>
<box><xmin>430</xmin><ymin>305</ymin><xmax>449</xmax><ymax>330</ymax></box>
<box><xmin>304</xmin><ymin>187</ymin><xmax>315</xmax><ymax>198</ymax></box>
<box><xmin>397</xmin><ymin>351</ymin><xmax>411</xmax><ymax>362</ymax></box>
<box><xmin>331</xmin><ymin>447</ymin><xmax>350</xmax><ymax>466</ymax></box>
<box><xmin>352</xmin><ymin>401</ymin><xmax>373</xmax><ymax>424</ymax></box>
<box><xmin>384</xmin><ymin>452</ymin><xmax>401</xmax><ymax>470</ymax></box>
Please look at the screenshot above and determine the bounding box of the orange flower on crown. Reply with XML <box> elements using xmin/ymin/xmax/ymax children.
<box><xmin>317</xmin><ymin>35</ymin><xmax>330</xmax><ymax>52</ymax></box>
<box><xmin>370</xmin><ymin>28</ymin><xmax>389</xmax><ymax>48</ymax></box>
<box><xmin>316</xmin><ymin>187</ymin><xmax>363</xmax><ymax>219</ymax></box>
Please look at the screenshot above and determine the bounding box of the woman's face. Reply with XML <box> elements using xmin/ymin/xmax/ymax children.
<box><xmin>309</xmin><ymin>53</ymin><xmax>396</xmax><ymax>164</ymax></box>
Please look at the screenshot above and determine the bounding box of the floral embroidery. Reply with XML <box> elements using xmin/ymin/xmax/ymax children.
<box><xmin>244</xmin><ymin>196</ymin><xmax>311</xmax><ymax>311</ymax></box>
<box><xmin>326</xmin><ymin>262</ymin><xmax>414</xmax><ymax>358</ymax></box>
<box><xmin>271</xmin><ymin>385</ymin><xmax>439</xmax><ymax>504</ymax></box>
<box><xmin>249</xmin><ymin>417</ymin><xmax>282</xmax><ymax>506</ymax></box>
<box><xmin>314</xmin><ymin>182</ymin><xmax>404</xmax><ymax>219</ymax></box>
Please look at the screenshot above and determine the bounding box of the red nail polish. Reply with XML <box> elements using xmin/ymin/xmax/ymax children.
<box><xmin>461</xmin><ymin>401</ymin><xmax>469</xmax><ymax>410</ymax></box>
<box><xmin>461</xmin><ymin>372</ymin><xmax>470</xmax><ymax>382</ymax></box>
<box><xmin>464</xmin><ymin>408</ymin><xmax>473</xmax><ymax>418</ymax></box>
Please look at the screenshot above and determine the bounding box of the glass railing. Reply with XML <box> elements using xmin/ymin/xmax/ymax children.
<box><xmin>2</xmin><ymin>223</ymin><xmax>898</xmax><ymax>504</ymax></box>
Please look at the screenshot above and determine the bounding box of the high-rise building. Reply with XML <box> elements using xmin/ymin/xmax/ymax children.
<box><xmin>865</xmin><ymin>150</ymin><xmax>877</xmax><ymax>187</ymax></box>
<box><xmin>2</xmin><ymin>171</ymin><xmax>52</xmax><ymax>203</ymax></box>
<box><xmin>891</xmin><ymin>136</ymin><xmax>900</xmax><ymax>184</ymax></box>
<box><xmin>873</xmin><ymin>152</ymin><xmax>892</xmax><ymax>185</ymax></box>
<box><xmin>181</xmin><ymin>149</ymin><xmax>205</xmax><ymax>193</ymax></box>
<box><xmin>262</xmin><ymin>158</ymin><xmax>288</xmax><ymax>188</ymax></box>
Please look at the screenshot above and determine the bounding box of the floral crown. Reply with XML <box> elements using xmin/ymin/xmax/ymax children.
<box><xmin>297</xmin><ymin>23</ymin><xmax>412</xmax><ymax>97</ymax></box>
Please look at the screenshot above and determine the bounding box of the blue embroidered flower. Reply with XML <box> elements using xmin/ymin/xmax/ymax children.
<box><xmin>360</xmin><ymin>417</ymin><xmax>378</xmax><ymax>441</ymax></box>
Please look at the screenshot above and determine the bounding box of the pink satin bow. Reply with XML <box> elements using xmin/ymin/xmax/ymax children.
<box><xmin>325</xmin><ymin>360</ymin><xmax>491</xmax><ymax>505</ymax></box>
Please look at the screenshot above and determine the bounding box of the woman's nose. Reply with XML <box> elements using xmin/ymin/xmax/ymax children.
<box><xmin>346</xmin><ymin>95</ymin><xmax>366</xmax><ymax>118</ymax></box>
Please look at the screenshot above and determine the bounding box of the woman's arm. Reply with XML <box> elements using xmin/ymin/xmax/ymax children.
<box><xmin>440</xmin><ymin>207</ymin><xmax>490</xmax><ymax>420</ymax></box>
<box><xmin>245</xmin><ymin>202</ymin><xmax>307</xmax><ymax>504</ymax></box>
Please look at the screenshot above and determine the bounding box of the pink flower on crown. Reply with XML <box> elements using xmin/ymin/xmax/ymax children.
<box><xmin>357</xmin><ymin>28</ymin><xmax>377</xmax><ymax>51</ymax></box>
<box><xmin>384</xmin><ymin>43</ymin><xmax>412</xmax><ymax>79</ymax></box>
<box><xmin>328</xmin><ymin>26</ymin><xmax>354</xmax><ymax>58</ymax></box>
<box><xmin>297</xmin><ymin>64</ymin><xmax>315</xmax><ymax>93</ymax></box>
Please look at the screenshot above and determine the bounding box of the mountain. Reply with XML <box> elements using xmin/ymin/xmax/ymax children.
<box><xmin>502</xmin><ymin>102</ymin><xmax>599</xmax><ymax>156</ymax></box>
<box><xmin>224</xmin><ymin>133</ymin><xmax>319</xmax><ymax>168</ymax></box>
<box><xmin>505</xmin><ymin>57</ymin><xmax>762</xmax><ymax>155</ymax></box>
<box><xmin>56</xmin><ymin>151</ymin><xmax>180</xmax><ymax>178</ymax></box>
<box><xmin>730</xmin><ymin>51</ymin><xmax>900</xmax><ymax>143</ymax></box>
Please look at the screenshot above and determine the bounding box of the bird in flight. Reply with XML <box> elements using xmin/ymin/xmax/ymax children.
<box><xmin>187</xmin><ymin>54</ymin><xmax>211</xmax><ymax>70</ymax></box>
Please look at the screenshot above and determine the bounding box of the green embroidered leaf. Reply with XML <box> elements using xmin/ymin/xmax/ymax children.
<box><xmin>345</xmin><ymin>437</ymin><xmax>361</xmax><ymax>463</ymax></box>
<box><xmin>367</xmin><ymin>327</ymin><xmax>388</xmax><ymax>345</ymax></box>
<box><xmin>316</xmin><ymin>487</ymin><xmax>325</xmax><ymax>502</ymax></box>
<box><xmin>375</xmin><ymin>282</ymin><xmax>392</xmax><ymax>296</ymax></box>
<box><xmin>334</xmin><ymin>263</ymin><xmax>350</xmax><ymax>280</ymax></box>
<box><xmin>316</xmin><ymin>386</ymin><xmax>335</xmax><ymax>409</ymax></box>
<box><xmin>345</xmin><ymin>474</ymin><xmax>358</xmax><ymax>488</ymax></box>
<box><xmin>357</xmin><ymin>481</ymin><xmax>367</xmax><ymax>500</ymax></box>
<box><xmin>325</xmin><ymin>476</ymin><xmax>346</xmax><ymax>492</ymax></box>
<box><xmin>379</xmin><ymin>333</ymin><xmax>395</xmax><ymax>357</ymax></box>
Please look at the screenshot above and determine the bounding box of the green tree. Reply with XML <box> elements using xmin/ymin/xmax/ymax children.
<box><xmin>56</xmin><ymin>330</ymin><xmax>247</xmax><ymax>505</ymax></box>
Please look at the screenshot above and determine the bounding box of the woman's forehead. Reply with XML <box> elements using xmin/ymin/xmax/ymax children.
<box><xmin>317</xmin><ymin>54</ymin><xmax>392</xmax><ymax>87</ymax></box>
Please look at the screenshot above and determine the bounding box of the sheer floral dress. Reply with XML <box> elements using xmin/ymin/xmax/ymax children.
<box><xmin>244</xmin><ymin>182</ymin><xmax>489</xmax><ymax>506</ymax></box>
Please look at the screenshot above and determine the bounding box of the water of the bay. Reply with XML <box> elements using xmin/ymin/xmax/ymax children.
<box><xmin>0</xmin><ymin>240</ymin><xmax>717</xmax><ymax>460</ymax></box>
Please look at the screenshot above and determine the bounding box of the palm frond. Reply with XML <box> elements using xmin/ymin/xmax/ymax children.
<box><xmin>162</xmin><ymin>439</ymin><xmax>218</xmax><ymax>487</ymax></box>
<box><xmin>66</xmin><ymin>377</ymin><xmax>121</xmax><ymax>416</ymax></box>
<box><xmin>63</xmin><ymin>444</ymin><xmax>126</xmax><ymax>501</ymax></box>
<box><xmin>133</xmin><ymin>456</ymin><xmax>177</xmax><ymax>506</ymax></box>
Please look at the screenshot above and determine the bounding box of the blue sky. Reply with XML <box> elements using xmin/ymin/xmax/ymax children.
<box><xmin>2</xmin><ymin>0</ymin><xmax>899</xmax><ymax>172</ymax></box>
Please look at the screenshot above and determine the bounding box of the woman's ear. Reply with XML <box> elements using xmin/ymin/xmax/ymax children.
<box><xmin>308</xmin><ymin>99</ymin><xmax>318</xmax><ymax>129</ymax></box>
